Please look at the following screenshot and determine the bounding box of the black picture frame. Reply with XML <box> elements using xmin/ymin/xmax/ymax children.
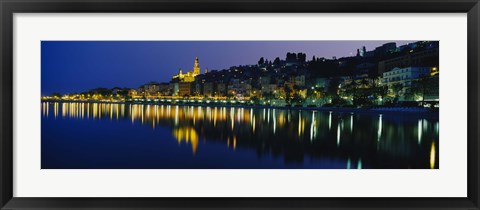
<box><xmin>1</xmin><ymin>0</ymin><xmax>479</xmax><ymax>209</ymax></box>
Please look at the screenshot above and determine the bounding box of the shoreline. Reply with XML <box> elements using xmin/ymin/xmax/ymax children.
<box><xmin>41</xmin><ymin>99</ymin><xmax>439</xmax><ymax>118</ymax></box>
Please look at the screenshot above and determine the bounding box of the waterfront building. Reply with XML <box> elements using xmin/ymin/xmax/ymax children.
<box><xmin>382</xmin><ymin>66</ymin><xmax>434</xmax><ymax>101</ymax></box>
<box><xmin>178</xmin><ymin>82</ymin><xmax>193</xmax><ymax>97</ymax></box>
<box><xmin>216</xmin><ymin>83</ymin><xmax>227</xmax><ymax>97</ymax></box>
<box><xmin>203</xmin><ymin>82</ymin><xmax>214</xmax><ymax>97</ymax></box>
<box><xmin>193</xmin><ymin>83</ymin><xmax>202</xmax><ymax>96</ymax></box>
<box><xmin>378</xmin><ymin>47</ymin><xmax>439</xmax><ymax>74</ymax></box>
<box><xmin>424</xmin><ymin>74</ymin><xmax>439</xmax><ymax>101</ymax></box>
<box><xmin>158</xmin><ymin>82</ymin><xmax>171</xmax><ymax>96</ymax></box>
<box><xmin>143</xmin><ymin>82</ymin><xmax>160</xmax><ymax>96</ymax></box>
<box><xmin>128</xmin><ymin>89</ymin><xmax>138</xmax><ymax>98</ymax></box>
<box><xmin>227</xmin><ymin>79</ymin><xmax>252</xmax><ymax>99</ymax></box>
<box><xmin>170</xmin><ymin>82</ymin><xmax>179</xmax><ymax>96</ymax></box>
<box><xmin>259</xmin><ymin>76</ymin><xmax>271</xmax><ymax>94</ymax></box>
<box><xmin>382</xmin><ymin>67</ymin><xmax>431</xmax><ymax>86</ymax></box>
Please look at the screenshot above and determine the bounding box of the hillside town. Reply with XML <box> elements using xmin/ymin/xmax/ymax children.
<box><xmin>42</xmin><ymin>41</ymin><xmax>439</xmax><ymax>109</ymax></box>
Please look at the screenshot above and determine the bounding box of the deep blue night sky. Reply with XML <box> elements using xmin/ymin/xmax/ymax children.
<box><xmin>41</xmin><ymin>41</ymin><xmax>413</xmax><ymax>95</ymax></box>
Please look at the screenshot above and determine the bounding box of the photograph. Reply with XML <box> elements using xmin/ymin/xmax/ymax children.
<box><xmin>40</xmin><ymin>40</ymin><xmax>439</xmax><ymax>169</ymax></box>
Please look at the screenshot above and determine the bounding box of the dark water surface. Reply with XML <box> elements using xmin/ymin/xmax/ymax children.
<box><xmin>41</xmin><ymin>102</ymin><xmax>439</xmax><ymax>169</ymax></box>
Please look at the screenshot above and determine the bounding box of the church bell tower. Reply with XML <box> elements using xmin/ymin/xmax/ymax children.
<box><xmin>193</xmin><ymin>57</ymin><xmax>200</xmax><ymax>75</ymax></box>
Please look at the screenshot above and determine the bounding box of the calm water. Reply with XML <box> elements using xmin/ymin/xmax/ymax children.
<box><xmin>41</xmin><ymin>102</ymin><xmax>439</xmax><ymax>169</ymax></box>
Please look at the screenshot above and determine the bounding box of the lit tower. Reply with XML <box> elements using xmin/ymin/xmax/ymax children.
<box><xmin>193</xmin><ymin>57</ymin><xmax>200</xmax><ymax>75</ymax></box>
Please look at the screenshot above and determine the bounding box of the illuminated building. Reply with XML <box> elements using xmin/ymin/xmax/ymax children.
<box><xmin>203</xmin><ymin>82</ymin><xmax>214</xmax><ymax>97</ymax></box>
<box><xmin>172</xmin><ymin>57</ymin><xmax>207</xmax><ymax>82</ymax></box>
<box><xmin>178</xmin><ymin>82</ymin><xmax>192</xmax><ymax>97</ymax></box>
<box><xmin>128</xmin><ymin>89</ymin><xmax>138</xmax><ymax>98</ymax></box>
<box><xmin>378</xmin><ymin>46</ymin><xmax>439</xmax><ymax>74</ymax></box>
<box><xmin>382</xmin><ymin>67</ymin><xmax>431</xmax><ymax>87</ymax></box>
<box><xmin>216</xmin><ymin>83</ymin><xmax>227</xmax><ymax>97</ymax></box>
<box><xmin>382</xmin><ymin>66</ymin><xmax>435</xmax><ymax>101</ymax></box>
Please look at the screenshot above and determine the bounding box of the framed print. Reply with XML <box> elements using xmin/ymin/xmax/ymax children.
<box><xmin>1</xmin><ymin>0</ymin><xmax>479</xmax><ymax>209</ymax></box>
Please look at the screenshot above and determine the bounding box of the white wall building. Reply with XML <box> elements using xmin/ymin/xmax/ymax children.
<box><xmin>382</xmin><ymin>67</ymin><xmax>431</xmax><ymax>87</ymax></box>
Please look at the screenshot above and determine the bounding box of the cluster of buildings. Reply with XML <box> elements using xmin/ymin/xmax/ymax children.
<box><xmin>126</xmin><ymin>41</ymin><xmax>438</xmax><ymax>107</ymax></box>
<box><xmin>47</xmin><ymin>41</ymin><xmax>439</xmax><ymax>107</ymax></box>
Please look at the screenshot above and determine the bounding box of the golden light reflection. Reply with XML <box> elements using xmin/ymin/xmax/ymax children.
<box><xmin>233</xmin><ymin>135</ymin><xmax>237</xmax><ymax>150</ymax></box>
<box><xmin>252</xmin><ymin>115</ymin><xmax>256</xmax><ymax>133</ymax></box>
<box><xmin>298</xmin><ymin>112</ymin><xmax>302</xmax><ymax>137</ymax></box>
<box><xmin>273</xmin><ymin>109</ymin><xmax>276</xmax><ymax>134</ymax></box>
<box><xmin>430</xmin><ymin>141</ymin><xmax>436</xmax><ymax>169</ymax></box>
<box><xmin>173</xmin><ymin>127</ymin><xmax>199</xmax><ymax>155</ymax></box>
<box><xmin>41</xmin><ymin>102</ymin><xmax>439</xmax><ymax>168</ymax></box>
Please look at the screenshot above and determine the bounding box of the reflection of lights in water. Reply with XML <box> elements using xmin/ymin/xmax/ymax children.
<box><xmin>310</xmin><ymin>111</ymin><xmax>316</xmax><ymax>141</ymax></box>
<box><xmin>418</xmin><ymin>119</ymin><xmax>423</xmax><ymax>144</ymax></box>
<box><xmin>42</xmin><ymin>102</ymin><xmax>46</xmax><ymax>116</ymax></box>
<box><xmin>273</xmin><ymin>109</ymin><xmax>276</xmax><ymax>134</ymax></box>
<box><xmin>377</xmin><ymin>114</ymin><xmax>382</xmax><ymax>142</ymax></box>
<box><xmin>252</xmin><ymin>116</ymin><xmax>256</xmax><ymax>133</ymax></box>
<box><xmin>230</xmin><ymin>109</ymin><xmax>235</xmax><ymax>131</ymax></box>
<box><xmin>278</xmin><ymin>112</ymin><xmax>285</xmax><ymax>127</ymax></box>
<box><xmin>130</xmin><ymin>105</ymin><xmax>135</xmax><ymax>124</ymax></box>
<box><xmin>430</xmin><ymin>141</ymin><xmax>436</xmax><ymax>169</ymax></box>
<box><xmin>214</xmin><ymin>107</ymin><xmax>217</xmax><ymax>127</ymax></box>
<box><xmin>298</xmin><ymin>112</ymin><xmax>302</xmax><ymax>137</ymax></box>
<box><xmin>337</xmin><ymin>123</ymin><xmax>341</xmax><ymax>146</ymax></box>
<box><xmin>250</xmin><ymin>108</ymin><xmax>253</xmax><ymax>124</ymax></box>
<box><xmin>435</xmin><ymin>122</ymin><xmax>439</xmax><ymax>135</ymax></box>
<box><xmin>110</xmin><ymin>104</ymin><xmax>114</xmax><ymax>119</ymax></box>
<box><xmin>263</xmin><ymin>108</ymin><xmax>266</xmax><ymax>121</ymax></box>
<box><xmin>347</xmin><ymin>158</ymin><xmax>351</xmax><ymax>169</ymax></box>
<box><xmin>301</xmin><ymin>113</ymin><xmax>305</xmax><ymax>136</ymax></box>
<box><xmin>350</xmin><ymin>113</ymin><xmax>353</xmax><ymax>132</ymax></box>
<box><xmin>92</xmin><ymin>103</ymin><xmax>97</xmax><ymax>118</ymax></box>
<box><xmin>141</xmin><ymin>105</ymin><xmax>144</xmax><ymax>124</ymax></box>
<box><xmin>233</xmin><ymin>135</ymin><xmax>237</xmax><ymax>150</ymax></box>
<box><xmin>54</xmin><ymin>102</ymin><xmax>58</xmax><ymax>119</ymax></box>
<box><xmin>116</xmin><ymin>104</ymin><xmax>119</xmax><ymax>120</ymax></box>
<box><xmin>62</xmin><ymin>103</ymin><xmax>66</xmax><ymax>118</ymax></box>
<box><xmin>191</xmin><ymin>106</ymin><xmax>195</xmax><ymax>118</ymax></box>
<box><xmin>241</xmin><ymin>108</ymin><xmax>245</xmax><ymax>122</ymax></box>
<box><xmin>44</xmin><ymin>102</ymin><xmax>439</xmax><ymax>169</ymax></box>
<box><xmin>172</xmin><ymin>127</ymin><xmax>199</xmax><ymax>155</ymax></box>
<box><xmin>267</xmin><ymin>109</ymin><xmax>270</xmax><ymax>123</ymax></box>
<box><xmin>328</xmin><ymin>111</ymin><xmax>332</xmax><ymax>130</ymax></box>
<box><xmin>87</xmin><ymin>103</ymin><xmax>90</xmax><ymax>119</ymax></box>
<box><xmin>174</xmin><ymin>105</ymin><xmax>179</xmax><ymax>126</ymax></box>
<box><xmin>357</xmin><ymin>158</ymin><xmax>362</xmax><ymax>169</ymax></box>
<box><xmin>237</xmin><ymin>108</ymin><xmax>241</xmax><ymax>122</ymax></box>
